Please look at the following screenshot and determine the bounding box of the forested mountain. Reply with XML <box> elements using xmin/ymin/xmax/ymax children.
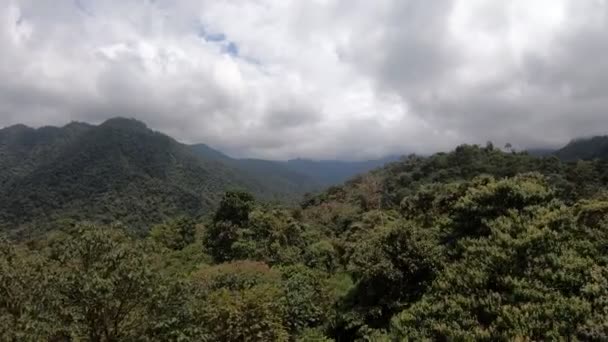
<box><xmin>0</xmin><ymin>118</ymin><xmax>298</xmax><ymax>237</ymax></box>
<box><xmin>0</xmin><ymin>118</ymin><xmax>400</xmax><ymax>238</ymax></box>
<box><xmin>285</xmin><ymin>157</ymin><xmax>400</xmax><ymax>186</ymax></box>
<box><xmin>190</xmin><ymin>144</ymin><xmax>321</xmax><ymax>195</ymax></box>
<box><xmin>190</xmin><ymin>144</ymin><xmax>399</xmax><ymax>189</ymax></box>
<box><xmin>555</xmin><ymin>135</ymin><xmax>608</xmax><ymax>161</ymax></box>
<box><xmin>0</xmin><ymin>121</ymin><xmax>93</xmax><ymax>186</ymax></box>
<box><xmin>3</xmin><ymin>143</ymin><xmax>608</xmax><ymax>340</ymax></box>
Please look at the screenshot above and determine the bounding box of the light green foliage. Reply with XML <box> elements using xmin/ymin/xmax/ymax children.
<box><xmin>150</xmin><ymin>216</ymin><xmax>196</xmax><ymax>251</ymax></box>
<box><xmin>191</xmin><ymin>261</ymin><xmax>289</xmax><ymax>341</ymax></box>
<box><xmin>390</xmin><ymin>177</ymin><xmax>608</xmax><ymax>340</ymax></box>
<box><xmin>199</xmin><ymin>284</ymin><xmax>288</xmax><ymax>342</ymax></box>
<box><xmin>278</xmin><ymin>264</ymin><xmax>334</xmax><ymax>332</ymax></box>
<box><xmin>1</xmin><ymin>227</ymin><xmax>197</xmax><ymax>341</ymax></box>
<box><xmin>49</xmin><ymin>227</ymin><xmax>194</xmax><ymax>341</ymax></box>
<box><xmin>0</xmin><ymin>238</ymin><xmax>58</xmax><ymax>340</ymax></box>
<box><xmin>3</xmin><ymin>144</ymin><xmax>608</xmax><ymax>341</ymax></box>
<box><xmin>206</xmin><ymin>191</ymin><xmax>314</xmax><ymax>266</ymax></box>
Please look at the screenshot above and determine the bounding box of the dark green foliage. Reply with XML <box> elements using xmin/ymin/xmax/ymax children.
<box><xmin>212</xmin><ymin>191</ymin><xmax>256</xmax><ymax>225</ymax></box>
<box><xmin>150</xmin><ymin>216</ymin><xmax>197</xmax><ymax>251</ymax></box>
<box><xmin>205</xmin><ymin>191</ymin><xmax>315</xmax><ymax>265</ymax></box>
<box><xmin>277</xmin><ymin>264</ymin><xmax>334</xmax><ymax>332</ymax></box>
<box><xmin>0</xmin><ymin>238</ymin><xmax>58</xmax><ymax>340</ymax></box>
<box><xmin>556</xmin><ymin>135</ymin><xmax>608</xmax><ymax>161</ymax></box>
<box><xmin>205</xmin><ymin>191</ymin><xmax>255</xmax><ymax>262</ymax></box>
<box><xmin>191</xmin><ymin>144</ymin><xmax>323</xmax><ymax>195</ymax></box>
<box><xmin>4</xmin><ymin>142</ymin><xmax>608</xmax><ymax>341</ymax></box>
<box><xmin>1</xmin><ymin>227</ymin><xmax>197</xmax><ymax>341</ymax></box>
<box><xmin>0</xmin><ymin>118</ymin><xmax>307</xmax><ymax>238</ymax></box>
<box><xmin>344</xmin><ymin>220</ymin><xmax>443</xmax><ymax>329</ymax></box>
<box><xmin>191</xmin><ymin>261</ymin><xmax>289</xmax><ymax>341</ymax></box>
<box><xmin>284</xmin><ymin>157</ymin><xmax>400</xmax><ymax>187</ymax></box>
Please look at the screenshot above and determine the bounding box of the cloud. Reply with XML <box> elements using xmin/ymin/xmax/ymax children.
<box><xmin>0</xmin><ymin>0</ymin><xmax>607</xmax><ymax>159</ymax></box>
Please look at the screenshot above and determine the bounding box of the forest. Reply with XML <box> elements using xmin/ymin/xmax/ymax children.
<box><xmin>0</xmin><ymin>118</ymin><xmax>391</xmax><ymax>238</ymax></box>
<box><xmin>2</xmin><ymin>142</ymin><xmax>608</xmax><ymax>341</ymax></box>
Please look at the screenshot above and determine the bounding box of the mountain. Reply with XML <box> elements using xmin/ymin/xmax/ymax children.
<box><xmin>0</xmin><ymin>117</ymin><xmax>401</xmax><ymax>237</ymax></box>
<box><xmin>190</xmin><ymin>144</ymin><xmax>399</xmax><ymax>189</ymax></box>
<box><xmin>284</xmin><ymin>156</ymin><xmax>401</xmax><ymax>186</ymax></box>
<box><xmin>5</xmin><ymin>142</ymin><xmax>608</xmax><ymax>341</ymax></box>
<box><xmin>190</xmin><ymin>144</ymin><xmax>321</xmax><ymax>195</ymax></box>
<box><xmin>0</xmin><ymin>122</ymin><xmax>93</xmax><ymax>187</ymax></box>
<box><xmin>525</xmin><ymin>148</ymin><xmax>556</xmax><ymax>157</ymax></box>
<box><xmin>0</xmin><ymin>118</ymin><xmax>296</xmax><ymax>236</ymax></box>
<box><xmin>555</xmin><ymin>135</ymin><xmax>608</xmax><ymax>161</ymax></box>
<box><xmin>291</xmin><ymin>144</ymin><xmax>608</xmax><ymax>339</ymax></box>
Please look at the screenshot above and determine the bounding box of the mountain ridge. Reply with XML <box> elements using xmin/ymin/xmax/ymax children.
<box><xmin>0</xmin><ymin>117</ymin><xmax>401</xmax><ymax>237</ymax></box>
<box><xmin>0</xmin><ymin>118</ymin><xmax>288</xmax><ymax>236</ymax></box>
<box><xmin>555</xmin><ymin>135</ymin><xmax>608</xmax><ymax>161</ymax></box>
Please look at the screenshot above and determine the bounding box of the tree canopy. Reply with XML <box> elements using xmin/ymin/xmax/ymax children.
<box><xmin>2</xmin><ymin>144</ymin><xmax>608</xmax><ymax>341</ymax></box>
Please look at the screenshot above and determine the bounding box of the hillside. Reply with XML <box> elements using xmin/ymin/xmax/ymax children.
<box><xmin>190</xmin><ymin>144</ymin><xmax>321</xmax><ymax>195</ymax></box>
<box><xmin>555</xmin><ymin>135</ymin><xmax>608</xmax><ymax>161</ymax></box>
<box><xmin>0</xmin><ymin>118</ymin><xmax>291</xmax><ymax>236</ymax></box>
<box><xmin>190</xmin><ymin>143</ymin><xmax>398</xmax><ymax>190</ymax></box>
<box><xmin>0</xmin><ymin>122</ymin><xmax>92</xmax><ymax>186</ymax></box>
<box><xmin>4</xmin><ymin>144</ymin><xmax>608</xmax><ymax>341</ymax></box>
<box><xmin>285</xmin><ymin>156</ymin><xmax>400</xmax><ymax>186</ymax></box>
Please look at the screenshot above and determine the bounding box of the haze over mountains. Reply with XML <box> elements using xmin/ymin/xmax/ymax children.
<box><xmin>3</xmin><ymin>116</ymin><xmax>608</xmax><ymax>340</ymax></box>
<box><xmin>1</xmin><ymin>116</ymin><xmax>607</xmax><ymax>238</ymax></box>
<box><xmin>0</xmin><ymin>117</ymin><xmax>397</xmax><ymax>236</ymax></box>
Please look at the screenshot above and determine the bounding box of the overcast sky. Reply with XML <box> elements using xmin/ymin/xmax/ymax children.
<box><xmin>1</xmin><ymin>0</ymin><xmax>608</xmax><ymax>159</ymax></box>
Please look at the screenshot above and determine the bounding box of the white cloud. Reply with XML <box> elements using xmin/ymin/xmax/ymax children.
<box><xmin>0</xmin><ymin>0</ymin><xmax>607</xmax><ymax>159</ymax></box>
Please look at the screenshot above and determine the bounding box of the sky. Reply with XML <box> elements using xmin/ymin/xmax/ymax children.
<box><xmin>1</xmin><ymin>0</ymin><xmax>608</xmax><ymax>160</ymax></box>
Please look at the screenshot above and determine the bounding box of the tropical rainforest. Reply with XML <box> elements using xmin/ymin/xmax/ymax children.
<box><xmin>2</xmin><ymin>119</ymin><xmax>608</xmax><ymax>341</ymax></box>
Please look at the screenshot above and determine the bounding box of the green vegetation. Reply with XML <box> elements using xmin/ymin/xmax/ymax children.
<box><xmin>0</xmin><ymin>118</ymin><xmax>397</xmax><ymax>240</ymax></box>
<box><xmin>556</xmin><ymin>135</ymin><xmax>608</xmax><ymax>161</ymax></box>
<box><xmin>2</xmin><ymin>140</ymin><xmax>608</xmax><ymax>340</ymax></box>
<box><xmin>0</xmin><ymin>118</ymin><xmax>315</xmax><ymax>238</ymax></box>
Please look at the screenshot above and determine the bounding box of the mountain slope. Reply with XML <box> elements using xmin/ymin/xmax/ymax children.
<box><xmin>555</xmin><ymin>135</ymin><xmax>608</xmax><ymax>161</ymax></box>
<box><xmin>189</xmin><ymin>144</ymin><xmax>399</xmax><ymax>191</ymax></box>
<box><xmin>0</xmin><ymin>118</ymin><xmax>285</xmax><ymax>236</ymax></box>
<box><xmin>297</xmin><ymin>146</ymin><xmax>608</xmax><ymax>339</ymax></box>
<box><xmin>0</xmin><ymin>122</ymin><xmax>92</xmax><ymax>186</ymax></box>
<box><xmin>190</xmin><ymin>144</ymin><xmax>321</xmax><ymax>194</ymax></box>
<box><xmin>285</xmin><ymin>156</ymin><xmax>400</xmax><ymax>186</ymax></box>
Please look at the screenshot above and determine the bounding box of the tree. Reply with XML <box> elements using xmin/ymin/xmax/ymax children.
<box><xmin>191</xmin><ymin>261</ymin><xmax>288</xmax><ymax>341</ymax></box>
<box><xmin>49</xmin><ymin>227</ymin><xmax>193</xmax><ymax>341</ymax></box>
<box><xmin>150</xmin><ymin>216</ymin><xmax>196</xmax><ymax>250</ymax></box>
<box><xmin>335</xmin><ymin>219</ymin><xmax>442</xmax><ymax>337</ymax></box>
<box><xmin>390</xmin><ymin>184</ymin><xmax>608</xmax><ymax>340</ymax></box>
<box><xmin>205</xmin><ymin>191</ymin><xmax>256</xmax><ymax>262</ymax></box>
<box><xmin>0</xmin><ymin>238</ymin><xmax>59</xmax><ymax>340</ymax></box>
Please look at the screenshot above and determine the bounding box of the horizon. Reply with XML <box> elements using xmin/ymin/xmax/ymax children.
<box><xmin>2</xmin><ymin>1</ymin><xmax>608</xmax><ymax>159</ymax></box>
<box><xmin>0</xmin><ymin>115</ymin><xmax>582</xmax><ymax>162</ymax></box>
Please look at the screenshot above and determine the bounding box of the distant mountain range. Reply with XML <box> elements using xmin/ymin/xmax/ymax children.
<box><xmin>554</xmin><ymin>136</ymin><xmax>608</xmax><ymax>161</ymax></box>
<box><xmin>2</xmin><ymin>116</ymin><xmax>607</xmax><ymax>237</ymax></box>
<box><xmin>0</xmin><ymin>118</ymin><xmax>397</xmax><ymax>236</ymax></box>
<box><xmin>190</xmin><ymin>143</ymin><xmax>400</xmax><ymax>188</ymax></box>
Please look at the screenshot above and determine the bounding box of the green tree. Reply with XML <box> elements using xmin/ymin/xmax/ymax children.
<box><xmin>0</xmin><ymin>238</ymin><xmax>59</xmax><ymax>341</ymax></box>
<box><xmin>150</xmin><ymin>216</ymin><xmax>196</xmax><ymax>250</ymax></box>
<box><xmin>50</xmin><ymin>227</ymin><xmax>194</xmax><ymax>341</ymax></box>
<box><xmin>205</xmin><ymin>191</ymin><xmax>255</xmax><ymax>262</ymax></box>
<box><xmin>191</xmin><ymin>261</ymin><xmax>288</xmax><ymax>341</ymax></box>
<box><xmin>343</xmin><ymin>220</ymin><xmax>443</xmax><ymax>332</ymax></box>
<box><xmin>390</xmin><ymin>178</ymin><xmax>608</xmax><ymax>340</ymax></box>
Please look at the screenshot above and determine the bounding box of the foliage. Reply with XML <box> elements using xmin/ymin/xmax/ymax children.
<box><xmin>150</xmin><ymin>216</ymin><xmax>197</xmax><ymax>251</ymax></box>
<box><xmin>2</xmin><ymin>143</ymin><xmax>608</xmax><ymax>341</ymax></box>
<box><xmin>0</xmin><ymin>118</ymin><xmax>306</xmax><ymax>238</ymax></box>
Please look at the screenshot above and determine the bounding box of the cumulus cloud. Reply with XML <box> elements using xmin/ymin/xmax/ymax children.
<box><xmin>0</xmin><ymin>0</ymin><xmax>607</xmax><ymax>159</ymax></box>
